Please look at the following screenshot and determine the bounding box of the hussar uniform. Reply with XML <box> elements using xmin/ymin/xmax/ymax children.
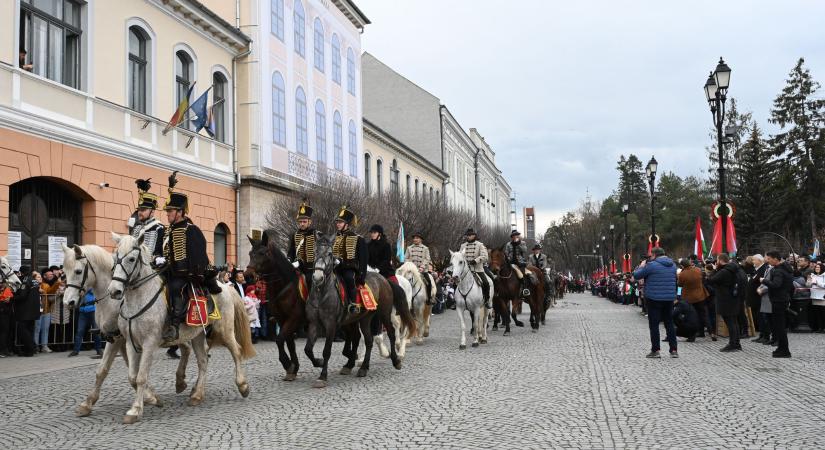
<box><xmin>459</xmin><ymin>228</ymin><xmax>492</xmax><ymax>308</ymax></box>
<box><xmin>128</xmin><ymin>178</ymin><xmax>164</xmax><ymax>257</ymax></box>
<box><xmin>287</xmin><ymin>201</ymin><xmax>317</xmax><ymax>288</ymax></box>
<box><xmin>332</xmin><ymin>205</ymin><xmax>368</xmax><ymax>313</ymax></box>
<box><xmin>405</xmin><ymin>233</ymin><xmax>435</xmax><ymax>303</ymax></box>
<box><xmin>504</xmin><ymin>230</ymin><xmax>533</xmax><ymax>298</ymax></box>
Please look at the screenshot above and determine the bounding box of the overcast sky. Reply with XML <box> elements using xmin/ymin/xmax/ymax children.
<box><xmin>357</xmin><ymin>0</ymin><xmax>825</xmax><ymax>234</ymax></box>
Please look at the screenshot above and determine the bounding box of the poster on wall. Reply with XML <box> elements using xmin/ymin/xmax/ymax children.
<box><xmin>7</xmin><ymin>231</ymin><xmax>22</xmax><ymax>271</ymax></box>
<box><xmin>48</xmin><ymin>236</ymin><xmax>68</xmax><ymax>268</ymax></box>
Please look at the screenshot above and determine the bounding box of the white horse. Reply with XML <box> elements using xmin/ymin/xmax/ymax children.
<box><xmin>107</xmin><ymin>233</ymin><xmax>254</xmax><ymax>424</ymax></box>
<box><xmin>364</xmin><ymin>267</ymin><xmax>413</xmax><ymax>361</ymax></box>
<box><xmin>62</xmin><ymin>244</ymin><xmax>193</xmax><ymax>417</ymax></box>
<box><xmin>396</xmin><ymin>262</ymin><xmax>435</xmax><ymax>345</ymax></box>
<box><xmin>446</xmin><ymin>251</ymin><xmax>491</xmax><ymax>349</ymax></box>
<box><xmin>0</xmin><ymin>256</ymin><xmax>22</xmax><ymax>291</ymax></box>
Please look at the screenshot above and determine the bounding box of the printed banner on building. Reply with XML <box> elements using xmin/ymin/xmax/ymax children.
<box><xmin>48</xmin><ymin>236</ymin><xmax>68</xmax><ymax>268</ymax></box>
<box><xmin>7</xmin><ymin>231</ymin><xmax>22</xmax><ymax>271</ymax></box>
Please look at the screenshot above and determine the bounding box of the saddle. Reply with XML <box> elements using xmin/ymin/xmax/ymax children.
<box><xmin>335</xmin><ymin>276</ymin><xmax>378</xmax><ymax>311</ymax></box>
<box><xmin>296</xmin><ymin>270</ymin><xmax>309</xmax><ymax>301</ymax></box>
<box><xmin>184</xmin><ymin>283</ymin><xmax>221</xmax><ymax>326</ymax></box>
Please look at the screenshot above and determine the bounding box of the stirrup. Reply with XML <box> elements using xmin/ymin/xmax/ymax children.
<box><xmin>162</xmin><ymin>324</ymin><xmax>179</xmax><ymax>342</ymax></box>
<box><xmin>347</xmin><ymin>303</ymin><xmax>361</xmax><ymax>314</ymax></box>
<box><xmin>521</xmin><ymin>288</ymin><xmax>531</xmax><ymax>298</ymax></box>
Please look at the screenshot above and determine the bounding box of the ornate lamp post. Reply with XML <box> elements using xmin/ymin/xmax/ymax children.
<box><xmin>609</xmin><ymin>224</ymin><xmax>615</xmax><ymax>273</ymax></box>
<box><xmin>622</xmin><ymin>204</ymin><xmax>630</xmax><ymax>272</ymax></box>
<box><xmin>600</xmin><ymin>236</ymin><xmax>606</xmax><ymax>273</ymax></box>
<box><xmin>704</xmin><ymin>57</ymin><xmax>732</xmax><ymax>256</ymax></box>
<box><xmin>646</xmin><ymin>156</ymin><xmax>659</xmax><ymax>251</ymax></box>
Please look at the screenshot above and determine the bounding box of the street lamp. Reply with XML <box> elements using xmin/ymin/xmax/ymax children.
<box><xmin>704</xmin><ymin>57</ymin><xmax>732</xmax><ymax>256</ymax></box>
<box><xmin>609</xmin><ymin>224</ymin><xmax>615</xmax><ymax>274</ymax></box>
<box><xmin>600</xmin><ymin>236</ymin><xmax>606</xmax><ymax>272</ymax></box>
<box><xmin>622</xmin><ymin>204</ymin><xmax>630</xmax><ymax>272</ymax></box>
<box><xmin>646</xmin><ymin>156</ymin><xmax>658</xmax><ymax>252</ymax></box>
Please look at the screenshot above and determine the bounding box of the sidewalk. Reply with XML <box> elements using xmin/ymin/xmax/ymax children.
<box><xmin>0</xmin><ymin>350</ymin><xmax>105</xmax><ymax>380</ymax></box>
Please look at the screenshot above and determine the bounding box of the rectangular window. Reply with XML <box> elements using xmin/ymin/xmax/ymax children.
<box><xmin>20</xmin><ymin>0</ymin><xmax>83</xmax><ymax>89</ymax></box>
<box><xmin>271</xmin><ymin>0</ymin><xmax>284</xmax><ymax>41</ymax></box>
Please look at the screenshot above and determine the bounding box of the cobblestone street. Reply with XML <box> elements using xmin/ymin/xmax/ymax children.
<box><xmin>1</xmin><ymin>292</ymin><xmax>824</xmax><ymax>449</ymax></box>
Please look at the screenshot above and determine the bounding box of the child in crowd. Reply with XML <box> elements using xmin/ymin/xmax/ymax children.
<box><xmin>243</xmin><ymin>285</ymin><xmax>261</xmax><ymax>343</ymax></box>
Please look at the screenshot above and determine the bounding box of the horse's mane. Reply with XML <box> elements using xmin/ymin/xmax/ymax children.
<box><xmin>78</xmin><ymin>244</ymin><xmax>114</xmax><ymax>270</ymax></box>
<box><xmin>258</xmin><ymin>238</ymin><xmax>298</xmax><ymax>283</ymax></box>
<box><xmin>397</xmin><ymin>262</ymin><xmax>423</xmax><ymax>285</ymax></box>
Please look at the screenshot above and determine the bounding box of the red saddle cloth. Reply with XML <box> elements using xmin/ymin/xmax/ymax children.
<box><xmin>296</xmin><ymin>271</ymin><xmax>309</xmax><ymax>301</ymax></box>
<box><xmin>336</xmin><ymin>278</ymin><xmax>377</xmax><ymax>311</ymax></box>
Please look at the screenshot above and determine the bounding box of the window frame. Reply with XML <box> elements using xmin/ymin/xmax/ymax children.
<box><xmin>331</xmin><ymin>33</ymin><xmax>341</xmax><ymax>85</ymax></box>
<box><xmin>376</xmin><ymin>158</ymin><xmax>383</xmax><ymax>194</ymax></box>
<box><xmin>295</xmin><ymin>86</ymin><xmax>308</xmax><ymax>155</ymax></box>
<box><xmin>212</xmin><ymin>71</ymin><xmax>228</xmax><ymax>142</ymax></box>
<box><xmin>271</xmin><ymin>0</ymin><xmax>284</xmax><ymax>41</ymax></box>
<box><xmin>313</xmin><ymin>17</ymin><xmax>324</xmax><ymax>73</ymax></box>
<box><xmin>364</xmin><ymin>153</ymin><xmax>371</xmax><ymax>194</ymax></box>
<box><xmin>348</xmin><ymin>120</ymin><xmax>358</xmax><ymax>177</ymax></box>
<box><xmin>293</xmin><ymin>0</ymin><xmax>306</xmax><ymax>57</ymax></box>
<box><xmin>175</xmin><ymin>49</ymin><xmax>195</xmax><ymax>131</ymax></box>
<box><xmin>346</xmin><ymin>47</ymin><xmax>356</xmax><ymax>95</ymax></box>
<box><xmin>127</xmin><ymin>25</ymin><xmax>149</xmax><ymax>114</ymax></box>
<box><xmin>315</xmin><ymin>99</ymin><xmax>327</xmax><ymax>165</ymax></box>
<box><xmin>271</xmin><ymin>71</ymin><xmax>287</xmax><ymax>146</ymax></box>
<box><xmin>19</xmin><ymin>0</ymin><xmax>84</xmax><ymax>89</ymax></box>
<box><xmin>333</xmin><ymin>111</ymin><xmax>343</xmax><ymax>171</ymax></box>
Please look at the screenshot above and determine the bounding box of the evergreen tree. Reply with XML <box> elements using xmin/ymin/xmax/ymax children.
<box><xmin>730</xmin><ymin>125</ymin><xmax>783</xmax><ymax>246</ymax></box>
<box><xmin>769</xmin><ymin>58</ymin><xmax>825</xmax><ymax>243</ymax></box>
<box><xmin>706</xmin><ymin>98</ymin><xmax>752</xmax><ymax>193</ymax></box>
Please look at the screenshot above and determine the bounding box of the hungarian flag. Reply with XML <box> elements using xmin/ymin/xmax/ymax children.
<box><xmin>693</xmin><ymin>217</ymin><xmax>708</xmax><ymax>260</ymax></box>
<box><xmin>163</xmin><ymin>82</ymin><xmax>196</xmax><ymax>135</ymax></box>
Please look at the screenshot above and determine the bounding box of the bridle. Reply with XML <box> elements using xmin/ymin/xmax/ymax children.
<box><xmin>0</xmin><ymin>263</ymin><xmax>16</xmax><ymax>287</ymax></box>
<box><xmin>311</xmin><ymin>246</ymin><xmax>335</xmax><ymax>292</ymax></box>
<box><xmin>112</xmin><ymin>244</ymin><xmax>162</xmax><ymax>289</ymax></box>
<box><xmin>65</xmin><ymin>253</ymin><xmax>109</xmax><ymax>306</ymax></box>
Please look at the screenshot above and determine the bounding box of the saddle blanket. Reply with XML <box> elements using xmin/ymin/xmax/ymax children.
<box><xmin>297</xmin><ymin>271</ymin><xmax>309</xmax><ymax>301</ymax></box>
<box><xmin>337</xmin><ymin>280</ymin><xmax>378</xmax><ymax>311</ymax></box>
<box><xmin>186</xmin><ymin>286</ymin><xmax>221</xmax><ymax>326</ymax></box>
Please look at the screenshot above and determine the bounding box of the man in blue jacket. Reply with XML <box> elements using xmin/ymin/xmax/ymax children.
<box><xmin>633</xmin><ymin>247</ymin><xmax>678</xmax><ymax>358</ymax></box>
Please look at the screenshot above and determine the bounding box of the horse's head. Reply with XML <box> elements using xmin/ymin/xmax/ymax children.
<box><xmin>107</xmin><ymin>232</ymin><xmax>148</xmax><ymax>300</ymax></box>
<box><xmin>61</xmin><ymin>244</ymin><xmax>103</xmax><ymax>306</ymax></box>
<box><xmin>446</xmin><ymin>250</ymin><xmax>467</xmax><ymax>280</ymax></box>
<box><xmin>312</xmin><ymin>235</ymin><xmax>335</xmax><ymax>285</ymax></box>
<box><xmin>247</xmin><ymin>232</ymin><xmax>275</xmax><ymax>277</ymax></box>
<box><xmin>0</xmin><ymin>256</ymin><xmax>21</xmax><ymax>292</ymax></box>
<box><xmin>488</xmin><ymin>247</ymin><xmax>505</xmax><ymax>273</ymax></box>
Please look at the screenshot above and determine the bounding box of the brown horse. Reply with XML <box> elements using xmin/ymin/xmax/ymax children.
<box><xmin>489</xmin><ymin>248</ymin><xmax>545</xmax><ymax>333</ymax></box>
<box><xmin>247</xmin><ymin>232</ymin><xmax>306</xmax><ymax>381</ymax></box>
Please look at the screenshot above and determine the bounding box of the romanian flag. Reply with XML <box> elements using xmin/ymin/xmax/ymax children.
<box><xmin>396</xmin><ymin>222</ymin><xmax>405</xmax><ymax>263</ymax></box>
<box><xmin>163</xmin><ymin>82</ymin><xmax>196</xmax><ymax>135</ymax></box>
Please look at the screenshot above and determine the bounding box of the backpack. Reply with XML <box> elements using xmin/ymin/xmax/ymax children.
<box><xmin>731</xmin><ymin>267</ymin><xmax>748</xmax><ymax>302</ymax></box>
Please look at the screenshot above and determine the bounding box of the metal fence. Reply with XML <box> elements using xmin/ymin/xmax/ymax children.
<box><xmin>14</xmin><ymin>294</ymin><xmax>99</xmax><ymax>351</ymax></box>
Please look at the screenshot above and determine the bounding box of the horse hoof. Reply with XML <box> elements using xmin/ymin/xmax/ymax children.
<box><xmin>239</xmin><ymin>384</ymin><xmax>250</xmax><ymax>398</ymax></box>
<box><xmin>175</xmin><ymin>382</ymin><xmax>187</xmax><ymax>394</ymax></box>
<box><xmin>188</xmin><ymin>397</ymin><xmax>203</xmax><ymax>407</ymax></box>
<box><xmin>503</xmin><ymin>331</ymin><xmax>510</xmax><ymax>337</ymax></box>
<box><xmin>471</xmin><ymin>342</ymin><xmax>479</xmax><ymax>348</ymax></box>
<box><xmin>393</xmin><ymin>360</ymin><xmax>403</xmax><ymax>370</ymax></box>
<box><xmin>149</xmin><ymin>397</ymin><xmax>163</xmax><ymax>408</ymax></box>
<box><xmin>422</xmin><ymin>331</ymin><xmax>429</xmax><ymax>338</ymax></box>
<box><xmin>282</xmin><ymin>373</ymin><xmax>297</xmax><ymax>382</ymax></box>
<box><xmin>459</xmin><ymin>345</ymin><xmax>466</xmax><ymax>350</ymax></box>
<box><xmin>414</xmin><ymin>340</ymin><xmax>423</xmax><ymax>346</ymax></box>
<box><xmin>356</xmin><ymin>369</ymin><xmax>368</xmax><ymax>377</ymax></box>
<box><xmin>122</xmin><ymin>415</ymin><xmax>139</xmax><ymax>425</ymax></box>
<box><xmin>340</xmin><ymin>367</ymin><xmax>352</xmax><ymax>375</ymax></box>
<box><xmin>531</xmin><ymin>328</ymin><xmax>537</xmax><ymax>333</ymax></box>
<box><xmin>480</xmin><ymin>339</ymin><xmax>488</xmax><ymax>344</ymax></box>
<box><xmin>75</xmin><ymin>405</ymin><xmax>92</xmax><ymax>417</ymax></box>
<box><xmin>541</xmin><ymin>320</ymin><xmax>546</xmax><ymax>325</ymax></box>
<box><xmin>515</xmin><ymin>322</ymin><xmax>524</xmax><ymax>327</ymax></box>
<box><xmin>492</xmin><ymin>325</ymin><xmax>498</xmax><ymax>331</ymax></box>
<box><xmin>312</xmin><ymin>379</ymin><xmax>328</xmax><ymax>389</ymax></box>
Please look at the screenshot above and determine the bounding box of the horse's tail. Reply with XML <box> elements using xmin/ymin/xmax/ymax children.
<box><xmin>391</xmin><ymin>282</ymin><xmax>417</xmax><ymax>339</ymax></box>
<box><xmin>232</xmin><ymin>295</ymin><xmax>256</xmax><ymax>360</ymax></box>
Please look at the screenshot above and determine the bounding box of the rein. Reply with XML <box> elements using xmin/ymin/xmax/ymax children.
<box><xmin>65</xmin><ymin>254</ymin><xmax>112</xmax><ymax>306</ymax></box>
<box><xmin>113</xmin><ymin>244</ymin><xmax>166</xmax><ymax>354</ymax></box>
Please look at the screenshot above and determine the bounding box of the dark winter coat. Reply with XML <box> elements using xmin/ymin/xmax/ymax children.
<box><xmin>672</xmin><ymin>299</ymin><xmax>700</xmax><ymax>338</ymax></box>
<box><xmin>747</xmin><ymin>263</ymin><xmax>767</xmax><ymax>310</ymax></box>
<box><xmin>632</xmin><ymin>256</ymin><xmax>677</xmax><ymax>301</ymax></box>
<box><xmin>367</xmin><ymin>237</ymin><xmax>394</xmax><ymax>278</ymax></box>
<box><xmin>762</xmin><ymin>262</ymin><xmax>794</xmax><ymax>304</ymax></box>
<box><xmin>708</xmin><ymin>262</ymin><xmax>741</xmax><ymax>316</ymax></box>
<box><xmin>12</xmin><ymin>278</ymin><xmax>41</xmax><ymax>321</ymax></box>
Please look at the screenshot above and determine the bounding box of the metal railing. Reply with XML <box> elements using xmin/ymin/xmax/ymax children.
<box><xmin>14</xmin><ymin>294</ymin><xmax>99</xmax><ymax>350</ymax></box>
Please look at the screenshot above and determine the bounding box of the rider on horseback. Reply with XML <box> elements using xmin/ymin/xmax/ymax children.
<box><xmin>405</xmin><ymin>232</ymin><xmax>435</xmax><ymax>305</ymax></box>
<box><xmin>367</xmin><ymin>224</ymin><xmax>394</xmax><ymax>280</ymax></box>
<box><xmin>332</xmin><ymin>205</ymin><xmax>368</xmax><ymax>314</ymax></box>
<box><xmin>459</xmin><ymin>228</ymin><xmax>492</xmax><ymax>309</ymax></box>
<box><xmin>287</xmin><ymin>200</ymin><xmax>317</xmax><ymax>289</ymax></box>
<box><xmin>531</xmin><ymin>243</ymin><xmax>554</xmax><ymax>303</ymax></box>
<box><xmin>128</xmin><ymin>178</ymin><xmax>165</xmax><ymax>256</ymax></box>
<box><xmin>504</xmin><ymin>230</ymin><xmax>532</xmax><ymax>298</ymax></box>
<box><xmin>158</xmin><ymin>172</ymin><xmax>221</xmax><ymax>342</ymax></box>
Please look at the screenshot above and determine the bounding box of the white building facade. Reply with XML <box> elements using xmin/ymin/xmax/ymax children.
<box><xmin>236</xmin><ymin>0</ymin><xmax>369</xmax><ymax>263</ymax></box>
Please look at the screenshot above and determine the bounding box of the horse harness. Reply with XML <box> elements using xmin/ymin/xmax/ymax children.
<box><xmin>113</xmin><ymin>243</ymin><xmax>167</xmax><ymax>354</ymax></box>
<box><xmin>64</xmin><ymin>253</ymin><xmax>111</xmax><ymax>307</ymax></box>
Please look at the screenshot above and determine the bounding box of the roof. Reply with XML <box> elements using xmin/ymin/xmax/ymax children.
<box><xmin>185</xmin><ymin>0</ymin><xmax>252</xmax><ymax>45</ymax></box>
<box><xmin>332</xmin><ymin>0</ymin><xmax>371</xmax><ymax>29</ymax></box>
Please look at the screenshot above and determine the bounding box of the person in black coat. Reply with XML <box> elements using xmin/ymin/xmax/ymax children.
<box><xmin>761</xmin><ymin>251</ymin><xmax>794</xmax><ymax>358</ymax></box>
<box><xmin>12</xmin><ymin>266</ymin><xmax>40</xmax><ymax>357</ymax></box>
<box><xmin>708</xmin><ymin>254</ymin><xmax>743</xmax><ymax>351</ymax></box>
<box><xmin>672</xmin><ymin>299</ymin><xmax>700</xmax><ymax>339</ymax></box>
<box><xmin>367</xmin><ymin>224</ymin><xmax>394</xmax><ymax>279</ymax></box>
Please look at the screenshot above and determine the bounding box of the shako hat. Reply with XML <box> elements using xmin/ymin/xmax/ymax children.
<box><xmin>335</xmin><ymin>205</ymin><xmax>357</xmax><ymax>225</ymax></box>
<box><xmin>296</xmin><ymin>199</ymin><xmax>313</xmax><ymax>220</ymax></box>
<box><xmin>163</xmin><ymin>171</ymin><xmax>188</xmax><ymax>213</ymax></box>
<box><xmin>135</xmin><ymin>178</ymin><xmax>158</xmax><ymax>210</ymax></box>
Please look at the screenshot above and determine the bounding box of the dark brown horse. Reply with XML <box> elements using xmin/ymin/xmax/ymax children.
<box><xmin>489</xmin><ymin>248</ymin><xmax>545</xmax><ymax>333</ymax></box>
<box><xmin>247</xmin><ymin>232</ymin><xmax>306</xmax><ymax>381</ymax></box>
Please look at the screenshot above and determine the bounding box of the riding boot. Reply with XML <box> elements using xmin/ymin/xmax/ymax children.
<box><xmin>346</xmin><ymin>287</ymin><xmax>360</xmax><ymax>314</ymax></box>
<box><xmin>481</xmin><ymin>275</ymin><xmax>492</xmax><ymax>309</ymax></box>
<box><xmin>424</xmin><ymin>274</ymin><xmax>434</xmax><ymax>305</ymax></box>
<box><xmin>163</xmin><ymin>294</ymin><xmax>187</xmax><ymax>342</ymax></box>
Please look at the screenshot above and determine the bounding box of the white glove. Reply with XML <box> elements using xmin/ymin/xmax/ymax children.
<box><xmin>335</xmin><ymin>258</ymin><xmax>342</xmax><ymax>266</ymax></box>
<box><xmin>291</xmin><ymin>261</ymin><xmax>300</xmax><ymax>269</ymax></box>
<box><xmin>154</xmin><ymin>256</ymin><xmax>166</xmax><ymax>266</ymax></box>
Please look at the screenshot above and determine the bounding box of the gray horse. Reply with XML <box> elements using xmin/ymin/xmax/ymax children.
<box><xmin>0</xmin><ymin>256</ymin><xmax>22</xmax><ymax>291</ymax></box>
<box><xmin>303</xmin><ymin>236</ymin><xmax>415</xmax><ymax>388</ymax></box>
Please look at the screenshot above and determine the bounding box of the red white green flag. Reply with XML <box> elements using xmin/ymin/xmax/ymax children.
<box><xmin>693</xmin><ymin>216</ymin><xmax>708</xmax><ymax>260</ymax></box>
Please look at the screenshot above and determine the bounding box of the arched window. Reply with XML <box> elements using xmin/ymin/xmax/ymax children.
<box><xmin>348</xmin><ymin>120</ymin><xmax>357</xmax><ymax>176</ymax></box>
<box><xmin>346</xmin><ymin>47</ymin><xmax>356</xmax><ymax>95</ymax></box>
<box><xmin>271</xmin><ymin>71</ymin><xmax>286</xmax><ymax>146</ymax></box>
<box><xmin>422</xmin><ymin>182</ymin><xmax>427</xmax><ymax>201</ymax></box>
<box><xmin>293</xmin><ymin>0</ymin><xmax>305</xmax><ymax>57</ymax></box>
<box><xmin>364</xmin><ymin>153</ymin><xmax>371</xmax><ymax>194</ymax></box>
<box><xmin>271</xmin><ymin>0</ymin><xmax>284</xmax><ymax>41</ymax></box>
<box><xmin>313</xmin><ymin>18</ymin><xmax>324</xmax><ymax>72</ymax></box>
<box><xmin>212</xmin><ymin>71</ymin><xmax>227</xmax><ymax>142</ymax></box>
<box><xmin>214</xmin><ymin>224</ymin><xmax>229</xmax><ymax>266</ymax></box>
<box><xmin>429</xmin><ymin>186</ymin><xmax>434</xmax><ymax>201</ymax></box>
<box><xmin>128</xmin><ymin>26</ymin><xmax>149</xmax><ymax>114</ymax></box>
<box><xmin>390</xmin><ymin>159</ymin><xmax>399</xmax><ymax>192</ymax></box>
<box><xmin>315</xmin><ymin>99</ymin><xmax>326</xmax><ymax>165</ymax></box>
<box><xmin>331</xmin><ymin>34</ymin><xmax>341</xmax><ymax>85</ymax></box>
<box><xmin>333</xmin><ymin>111</ymin><xmax>343</xmax><ymax>170</ymax></box>
<box><xmin>376</xmin><ymin>159</ymin><xmax>383</xmax><ymax>193</ymax></box>
<box><xmin>406</xmin><ymin>174</ymin><xmax>411</xmax><ymax>197</ymax></box>
<box><xmin>175</xmin><ymin>50</ymin><xmax>194</xmax><ymax>130</ymax></box>
<box><xmin>415</xmin><ymin>179</ymin><xmax>419</xmax><ymax>199</ymax></box>
<box><xmin>435</xmin><ymin>189</ymin><xmax>440</xmax><ymax>200</ymax></box>
<box><xmin>295</xmin><ymin>86</ymin><xmax>308</xmax><ymax>155</ymax></box>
